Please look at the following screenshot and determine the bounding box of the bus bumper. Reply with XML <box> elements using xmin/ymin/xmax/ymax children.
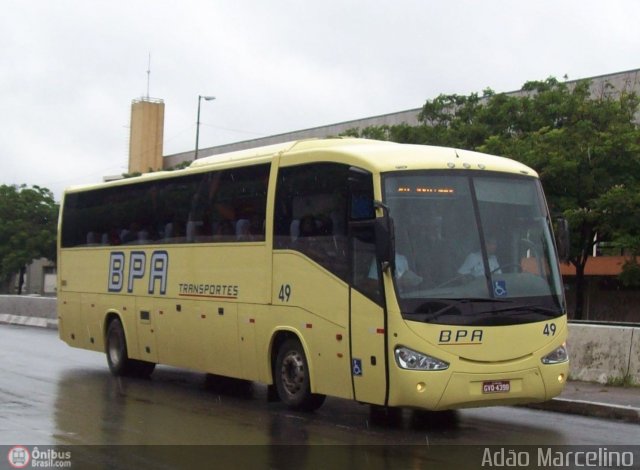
<box><xmin>388</xmin><ymin>362</ymin><xmax>569</xmax><ymax>411</ymax></box>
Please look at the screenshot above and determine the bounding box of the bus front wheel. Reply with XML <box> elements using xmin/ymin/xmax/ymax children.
<box><xmin>105</xmin><ymin>318</ymin><xmax>155</xmax><ymax>378</ymax></box>
<box><xmin>275</xmin><ymin>338</ymin><xmax>326</xmax><ymax>411</ymax></box>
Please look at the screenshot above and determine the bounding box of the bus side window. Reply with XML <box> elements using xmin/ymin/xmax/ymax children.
<box><xmin>184</xmin><ymin>164</ymin><xmax>269</xmax><ymax>243</ymax></box>
<box><xmin>274</xmin><ymin>163</ymin><xmax>349</xmax><ymax>281</ymax></box>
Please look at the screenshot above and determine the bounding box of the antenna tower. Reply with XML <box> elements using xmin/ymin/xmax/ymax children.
<box><xmin>146</xmin><ymin>53</ymin><xmax>151</xmax><ymax>99</ymax></box>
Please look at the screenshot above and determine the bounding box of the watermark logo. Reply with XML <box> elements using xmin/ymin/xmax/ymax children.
<box><xmin>7</xmin><ymin>446</ymin><xmax>30</xmax><ymax>469</ymax></box>
<box><xmin>6</xmin><ymin>446</ymin><xmax>72</xmax><ymax>468</ymax></box>
<box><xmin>481</xmin><ymin>446</ymin><xmax>635</xmax><ymax>468</ymax></box>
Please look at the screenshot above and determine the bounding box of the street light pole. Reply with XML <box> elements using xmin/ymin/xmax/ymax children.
<box><xmin>195</xmin><ymin>95</ymin><xmax>216</xmax><ymax>160</ymax></box>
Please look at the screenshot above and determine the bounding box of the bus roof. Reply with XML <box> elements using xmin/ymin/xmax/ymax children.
<box><xmin>64</xmin><ymin>138</ymin><xmax>537</xmax><ymax>193</ymax></box>
<box><xmin>191</xmin><ymin>138</ymin><xmax>537</xmax><ymax>176</ymax></box>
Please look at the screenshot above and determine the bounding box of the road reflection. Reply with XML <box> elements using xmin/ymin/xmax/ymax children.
<box><xmin>54</xmin><ymin>368</ymin><xmax>269</xmax><ymax>445</ymax></box>
<box><xmin>53</xmin><ymin>364</ymin><xmax>570</xmax><ymax>444</ymax></box>
<box><xmin>52</xmin><ymin>367</ymin><xmax>472</xmax><ymax>468</ymax></box>
<box><xmin>50</xmin><ymin>363</ymin><xmax>573</xmax><ymax>468</ymax></box>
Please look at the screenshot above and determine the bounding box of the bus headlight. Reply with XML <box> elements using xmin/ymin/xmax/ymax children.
<box><xmin>394</xmin><ymin>346</ymin><xmax>449</xmax><ymax>371</ymax></box>
<box><xmin>541</xmin><ymin>344</ymin><xmax>569</xmax><ymax>364</ymax></box>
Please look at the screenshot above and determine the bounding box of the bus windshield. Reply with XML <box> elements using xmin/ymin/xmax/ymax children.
<box><xmin>383</xmin><ymin>171</ymin><xmax>565</xmax><ymax>326</ymax></box>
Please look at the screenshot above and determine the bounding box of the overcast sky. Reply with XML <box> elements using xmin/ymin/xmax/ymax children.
<box><xmin>1</xmin><ymin>0</ymin><xmax>639</xmax><ymax>200</ymax></box>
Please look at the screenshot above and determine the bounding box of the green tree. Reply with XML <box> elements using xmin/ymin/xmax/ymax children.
<box><xmin>595</xmin><ymin>183</ymin><xmax>640</xmax><ymax>286</ymax></box>
<box><xmin>0</xmin><ymin>185</ymin><xmax>58</xmax><ymax>294</ymax></box>
<box><xmin>345</xmin><ymin>77</ymin><xmax>640</xmax><ymax>319</ymax></box>
<box><xmin>476</xmin><ymin>79</ymin><xmax>640</xmax><ymax>318</ymax></box>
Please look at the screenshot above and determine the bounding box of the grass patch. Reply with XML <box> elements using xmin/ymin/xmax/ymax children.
<box><xmin>606</xmin><ymin>375</ymin><xmax>637</xmax><ymax>387</ymax></box>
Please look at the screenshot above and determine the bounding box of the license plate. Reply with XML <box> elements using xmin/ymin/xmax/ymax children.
<box><xmin>482</xmin><ymin>380</ymin><xmax>510</xmax><ymax>394</ymax></box>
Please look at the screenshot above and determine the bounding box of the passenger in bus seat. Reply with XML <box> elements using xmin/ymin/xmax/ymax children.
<box><xmin>137</xmin><ymin>227</ymin><xmax>150</xmax><ymax>244</ymax></box>
<box><xmin>86</xmin><ymin>231</ymin><xmax>99</xmax><ymax>245</ymax></box>
<box><xmin>107</xmin><ymin>228</ymin><xmax>121</xmax><ymax>245</ymax></box>
<box><xmin>121</xmin><ymin>222</ymin><xmax>144</xmax><ymax>244</ymax></box>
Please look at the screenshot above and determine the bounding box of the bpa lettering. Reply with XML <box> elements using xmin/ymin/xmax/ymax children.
<box><xmin>108</xmin><ymin>251</ymin><xmax>169</xmax><ymax>295</ymax></box>
<box><xmin>439</xmin><ymin>329</ymin><xmax>483</xmax><ymax>344</ymax></box>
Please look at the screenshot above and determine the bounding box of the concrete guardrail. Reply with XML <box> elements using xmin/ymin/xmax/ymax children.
<box><xmin>0</xmin><ymin>295</ymin><xmax>57</xmax><ymax>329</ymax></box>
<box><xmin>568</xmin><ymin>323</ymin><xmax>639</xmax><ymax>384</ymax></box>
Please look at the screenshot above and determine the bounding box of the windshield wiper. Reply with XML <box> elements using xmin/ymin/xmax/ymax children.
<box><xmin>413</xmin><ymin>298</ymin><xmax>513</xmax><ymax>321</ymax></box>
<box><xmin>456</xmin><ymin>297</ymin><xmax>512</xmax><ymax>303</ymax></box>
<box><xmin>476</xmin><ymin>304</ymin><xmax>561</xmax><ymax>317</ymax></box>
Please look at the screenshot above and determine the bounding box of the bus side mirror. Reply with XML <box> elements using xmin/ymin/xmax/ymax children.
<box><xmin>555</xmin><ymin>217</ymin><xmax>570</xmax><ymax>262</ymax></box>
<box><xmin>374</xmin><ymin>201</ymin><xmax>396</xmax><ymax>273</ymax></box>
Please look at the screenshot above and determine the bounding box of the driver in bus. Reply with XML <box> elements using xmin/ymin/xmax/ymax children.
<box><xmin>457</xmin><ymin>236</ymin><xmax>501</xmax><ymax>277</ymax></box>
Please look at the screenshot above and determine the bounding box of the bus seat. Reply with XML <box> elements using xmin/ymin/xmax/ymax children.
<box><xmin>290</xmin><ymin>219</ymin><xmax>300</xmax><ymax>242</ymax></box>
<box><xmin>236</xmin><ymin>219</ymin><xmax>250</xmax><ymax>240</ymax></box>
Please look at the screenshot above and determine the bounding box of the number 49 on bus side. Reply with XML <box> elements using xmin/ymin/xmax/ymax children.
<box><xmin>278</xmin><ymin>284</ymin><xmax>291</xmax><ymax>302</ymax></box>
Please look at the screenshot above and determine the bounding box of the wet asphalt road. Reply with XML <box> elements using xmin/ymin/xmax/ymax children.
<box><xmin>0</xmin><ymin>324</ymin><xmax>638</xmax><ymax>468</ymax></box>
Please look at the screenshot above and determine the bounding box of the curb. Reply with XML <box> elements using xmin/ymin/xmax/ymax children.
<box><xmin>0</xmin><ymin>313</ymin><xmax>58</xmax><ymax>330</ymax></box>
<box><xmin>525</xmin><ymin>398</ymin><xmax>640</xmax><ymax>424</ymax></box>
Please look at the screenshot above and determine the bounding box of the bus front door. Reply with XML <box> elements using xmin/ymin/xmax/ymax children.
<box><xmin>349</xmin><ymin>289</ymin><xmax>387</xmax><ymax>406</ymax></box>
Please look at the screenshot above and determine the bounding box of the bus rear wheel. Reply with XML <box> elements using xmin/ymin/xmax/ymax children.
<box><xmin>106</xmin><ymin>318</ymin><xmax>155</xmax><ymax>378</ymax></box>
<box><xmin>275</xmin><ymin>338</ymin><xmax>326</xmax><ymax>411</ymax></box>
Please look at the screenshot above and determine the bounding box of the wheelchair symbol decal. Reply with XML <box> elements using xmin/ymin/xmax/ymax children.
<box><xmin>352</xmin><ymin>358</ymin><xmax>363</xmax><ymax>376</ymax></box>
<box><xmin>493</xmin><ymin>280</ymin><xmax>508</xmax><ymax>297</ymax></box>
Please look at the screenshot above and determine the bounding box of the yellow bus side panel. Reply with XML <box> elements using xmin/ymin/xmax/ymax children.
<box><xmin>58</xmin><ymin>244</ymin><xmax>270</xmax><ymax>377</ymax></box>
<box><xmin>272</xmin><ymin>251</ymin><xmax>348</xmax><ymax>327</ymax></box>
<box><xmin>238</xmin><ymin>303</ymin><xmax>264</xmax><ymax>380</ymax></box>
<box><xmin>151</xmin><ymin>299</ymin><xmax>240</xmax><ymax>376</ymax></box>
<box><xmin>132</xmin><ymin>296</ymin><xmax>159</xmax><ymax>363</ymax></box>
<box><xmin>269</xmin><ymin>252</ymin><xmax>352</xmax><ymax>399</ymax></box>
<box><xmin>58</xmin><ymin>292</ymin><xmax>83</xmax><ymax>347</ymax></box>
<box><xmin>58</xmin><ymin>244</ymin><xmax>270</xmax><ymax>302</ymax></box>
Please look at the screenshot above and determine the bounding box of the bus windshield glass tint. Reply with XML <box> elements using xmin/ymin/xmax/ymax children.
<box><xmin>383</xmin><ymin>172</ymin><xmax>564</xmax><ymax>326</ymax></box>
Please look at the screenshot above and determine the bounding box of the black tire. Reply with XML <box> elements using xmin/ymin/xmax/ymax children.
<box><xmin>275</xmin><ymin>338</ymin><xmax>326</xmax><ymax>411</ymax></box>
<box><xmin>132</xmin><ymin>359</ymin><xmax>156</xmax><ymax>379</ymax></box>
<box><xmin>369</xmin><ymin>404</ymin><xmax>403</xmax><ymax>427</ymax></box>
<box><xmin>105</xmin><ymin>318</ymin><xmax>155</xmax><ymax>378</ymax></box>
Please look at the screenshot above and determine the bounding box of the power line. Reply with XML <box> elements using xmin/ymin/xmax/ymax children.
<box><xmin>199</xmin><ymin>122</ymin><xmax>266</xmax><ymax>137</ymax></box>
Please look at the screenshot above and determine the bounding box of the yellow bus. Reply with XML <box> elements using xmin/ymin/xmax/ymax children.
<box><xmin>58</xmin><ymin>138</ymin><xmax>569</xmax><ymax>411</ymax></box>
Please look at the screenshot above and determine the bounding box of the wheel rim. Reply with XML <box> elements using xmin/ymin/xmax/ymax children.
<box><xmin>108</xmin><ymin>329</ymin><xmax>122</xmax><ymax>366</ymax></box>
<box><xmin>280</xmin><ymin>350</ymin><xmax>306</xmax><ymax>398</ymax></box>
